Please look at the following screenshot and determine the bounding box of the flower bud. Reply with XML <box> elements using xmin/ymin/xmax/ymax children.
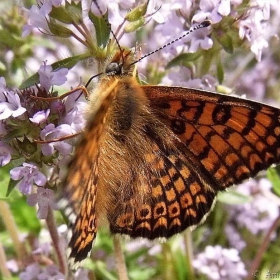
<box><xmin>125</xmin><ymin>1</ymin><xmax>149</xmax><ymax>22</ymax></box>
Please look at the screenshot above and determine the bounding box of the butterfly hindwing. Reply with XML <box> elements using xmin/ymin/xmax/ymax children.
<box><xmin>99</xmin><ymin>81</ymin><xmax>220</xmax><ymax>239</ymax></box>
<box><xmin>108</xmin><ymin>124</ymin><xmax>217</xmax><ymax>239</ymax></box>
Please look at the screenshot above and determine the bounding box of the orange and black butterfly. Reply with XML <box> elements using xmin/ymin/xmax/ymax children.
<box><xmin>59</xmin><ymin>15</ymin><xmax>280</xmax><ymax>270</ymax></box>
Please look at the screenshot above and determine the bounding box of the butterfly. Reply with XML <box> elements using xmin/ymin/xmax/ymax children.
<box><xmin>58</xmin><ymin>43</ymin><xmax>280</xmax><ymax>269</ymax></box>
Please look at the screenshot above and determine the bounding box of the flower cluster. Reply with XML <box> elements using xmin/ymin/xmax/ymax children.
<box><xmin>19</xmin><ymin>263</ymin><xmax>64</xmax><ymax>280</ymax></box>
<box><xmin>226</xmin><ymin>179</ymin><xmax>279</xmax><ymax>239</ymax></box>
<box><xmin>0</xmin><ymin>62</ymin><xmax>86</xmax><ymax>216</ymax></box>
<box><xmin>193</xmin><ymin>245</ymin><xmax>247</xmax><ymax>280</ymax></box>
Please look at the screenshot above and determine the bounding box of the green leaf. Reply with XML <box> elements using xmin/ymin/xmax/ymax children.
<box><xmin>19</xmin><ymin>73</ymin><xmax>39</xmax><ymax>90</ymax></box>
<box><xmin>88</xmin><ymin>10</ymin><xmax>110</xmax><ymax>48</ymax></box>
<box><xmin>217</xmin><ymin>33</ymin><xmax>234</xmax><ymax>54</ymax></box>
<box><xmin>216</xmin><ymin>59</ymin><xmax>224</xmax><ymax>84</ymax></box>
<box><xmin>6</xmin><ymin>178</ymin><xmax>19</xmax><ymax>197</ymax></box>
<box><xmin>0</xmin><ymin>165</ymin><xmax>10</xmax><ymax>200</ymax></box>
<box><xmin>166</xmin><ymin>52</ymin><xmax>201</xmax><ymax>68</ymax></box>
<box><xmin>267</xmin><ymin>168</ymin><xmax>280</xmax><ymax>196</ymax></box>
<box><xmin>19</xmin><ymin>54</ymin><xmax>90</xmax><ymax>89</ymax></box>
<box><xmin>217</xmin><ymin>190</ymin><xmax>252</xmax><ymax>204</ymax></box>
<box><xmin>172</xmin><ymin>248</ymin><xmax>188</xmax><ymax>280</ymax></box>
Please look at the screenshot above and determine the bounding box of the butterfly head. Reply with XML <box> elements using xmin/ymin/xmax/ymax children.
<box><xmin>105</xmin><ymin>49</ymin><xmax>135</xmax><ymax>77</ymax></box>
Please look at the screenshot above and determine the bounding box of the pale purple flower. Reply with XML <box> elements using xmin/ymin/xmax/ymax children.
<box><xmin>192</xmin><ymin>0</ymin><xmax>227</xmax><ymax>24</ymax></box>
<box><xmin>74</xmin><ymin>268</ymin><xmax>89</xmax><ymax>280</ymax></box>
<box><xmin>153</xmin><ymin>10</ymin><xmax>189</xmax><ymax>57</ymax></box>
<box><xmin>0</xmin><ymin>91</ymin><xmax>26</xmax><ymax>120</ymax></box>
<box><xmin>91</xmin><ymin>0</ymin><xmax>108</xmax><ymax>16</ymax></box>
<box><xmin>193</xmin><ymin>245</ymin><xmax>247</xmax><ymax>280</ymax></box>
<box><xmin>217</xmin><ymin>0</ymin><xmax>231</xmax><ymax>16</ymax></box>
<box><xmin>40</xmin><ymin>123</ymin><xmax>74</xmax><ymax>156</ymax></box>
<box><xmin>50</xmin><ymin>99</ymin><xmax>65</xmax><ymax>114</ymax></box>
<box><xmin>59</xmin><ymin>89</ymin><xmax>87</xmax><ymax>132</ymax></box>
<box><xmin>32</xmin><ymin>242</ymin><xmax>51</xmax><ymax>256</ymax></box>
<box><xmin>27</xmin><ymin>187</ymin><xmax>58</xmax><ymax>219</ymax></box>
<box><xmin>22</xmin><ymin>0</ymin><xmax>63</xmax><ymax>37</ymax></box>
<box><xmin>0</xmin><ymin>76</ymin><xmax>6</xmax><ymax>89</ymax></box>
<box><xmin>162</xmin><ymin>67</ymin><xmax>217</xmax><ymax>90</ymax></box>
<box><xmin>38</xmin><ymin>63</ymin><xmax>68</xmax><ymax>92</ymax></box>
<box><xmin>161</xmin><ymin>67</ymin><xmax>192</xmax><ymax>86</ymax></box>
<box><xmin>185</xmin><ymin>27</ymin><xmax>213</xmax><ymax>52</ymax></box>
<box><xmin>126</xmin><ymin>239</ymin><xmax>161</xmax><ymax>255</ymax></box>
<box><xmin>90</xmin><ymin>0</ymin><xmax>144</xmax><ymax>46</ymax></box>
<box><xmin>50</xmin><ymin>0</ymin><xmax>63</xmax><ymax>7</ymax></box>
<box><xmin>250</xmin><ymin>34</ymin><xmax>268</xmax><ymax>62</ymax></box>
<box><xmin>6</xmin><ymin>259</ymin><xmax>19</xmax><ymax>273</ymax></box>
<box><xmin>192</xmin><ymin>0</ymin><xmax>243</xmax><ymax>26</ymax></box>
<box><xmin>0</xmin><ymin>141</ymin><xmax>12</xmax><ymax>166</ymax></box>
<box><xmin>10</xmin><ymin>163</ymin><xmax>47</xmax><ymax>195</ymax></box>
<box><xmin>236</xmin><ymin>55</ymin><xmax>278</xmax><ymax>102</ymax></box>
<box><xmin>22</xmin><ymin>25</ymin><xmax>33</xmax><ymax>37</ymax></box>
<box><xmin>19</xmin><ymin>263</ymin><xmax>64</xmax><ymax>280</ymax></box>
<box><xmin>19</xmin><ymin>263</ymin><xmax>41</xmax><ymax>280</ymax></box>
<box><xmin>225</xmin><ymin>225</ymin><xmax>246</xmax><ymax>251</ymax></box>
<box><xmin>237</xmin><ymin>3</ymin><xmax>273</xmax><ymax>61</ymax></box>
<box><xmin>22</xmin><ymin>5</ymin><xmax>51</xmax><ymax>37</ymax></box>
<box><xmin>227</xmin><ymin>179</ymin><xmax>279</xmax><ymax>235</ymax></box>
<box><xmin>29</xmin><ymin>109</ymin><xmax>50</xmax><ymax>124</ymax></box>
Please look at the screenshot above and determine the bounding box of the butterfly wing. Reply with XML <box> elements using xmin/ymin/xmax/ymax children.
<box><xmin>59</xmin><ymin>130</ymin><xmax>99</xmax><ymax>269</ymax></box>
<box><xmin>108</xmin><ymin>85</ymin><xmax>280</xmax><ymax>239</ymax></box>
<box><xmin>144</xmin><ymin>86</ymin><xmax>280</xmax><ymax>189</ymax></box>
<box><xmin>108</xmin><ymin>123</ymin><xmax>218</xmax><ymax>239</ymax></box>
<box><xmin>59</xmin><ymin>78</ymin><xmax>120</xmax><ymax>269</ymax></box>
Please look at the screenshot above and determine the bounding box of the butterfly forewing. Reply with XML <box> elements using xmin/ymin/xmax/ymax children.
<box><xmin>60</xmin><ymin>78</ymin><xmax>121</xmax><ymax>268</ymax></box>
<box><xmin>144</xmin><ymin>86</ymin><xmax>280</xmax><ymax>189</ymax></box>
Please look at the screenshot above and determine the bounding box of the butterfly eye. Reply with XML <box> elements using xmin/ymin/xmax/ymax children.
<box><xmin>105</xmin><ymin>62</ymin><xmax>123</xmax><ymax>75</ymax></box>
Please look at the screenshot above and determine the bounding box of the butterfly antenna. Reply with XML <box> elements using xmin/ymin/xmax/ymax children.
<box><xmin>92</xmin><ymin>0</ymin><xmax>125</xmax><ymax>65</ymax></box>
<box><xmin>130</xmin><ymin>19</ymin><xmax>212</xmax><ymax>67</ymax></box>
<box><xmin>85</xmin><ymin>72</ymin><xmax>103</xmax><ymax>88</ymax></box>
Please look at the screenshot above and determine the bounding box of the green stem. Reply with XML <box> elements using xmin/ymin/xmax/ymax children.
<box><xmin>183</xmin><ymin>229</ymin><xmax>195</xmax><ymax>278</ymax></box>
<box><xmin>246</xmin><ymin>214</ymin><xmax>280</xmax><ymax>280</ymax></box>
<box><xmin>0</xmin><ymin>201</ymin><xmax>27</xmax><ymax>263</ymax></box>
<box><xmin>199</xmin><ymin>50</ymin><xmax>214</xmax><ymax>77</ymax></box>
<box><xmin>226</xmin><ymin>52</ymin><xmax>255</xmax><ymax>88</ymax></box>
<box><xmin>113</xmin><ymin>235</ymin><xmax>129</xmax><ymax>280</ymax></box>
<box><xmin>46</xmin><ymin>207</ymin><xmax>67</xmax><ymax>275</ymax></box>
<box><xmin>162</xmin><ymin>242</ymin><xmax>174</xmax><ymax>280</ymax></box>
<box><xmin>0</xmin><ymin>241</ymin><xmax>12</xmax><ymax>278</ymax></box>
